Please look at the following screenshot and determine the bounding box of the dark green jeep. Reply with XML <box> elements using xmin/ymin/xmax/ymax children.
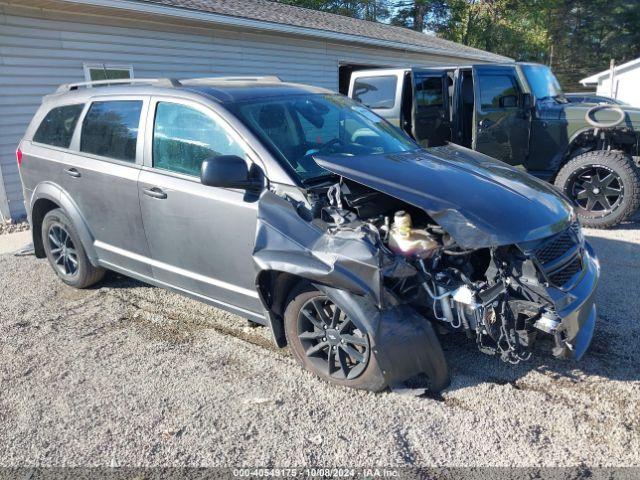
<box><xmin>348</xmin><ymin>63</ymin><xmax>640</xmax><ymax>228</ymax></box>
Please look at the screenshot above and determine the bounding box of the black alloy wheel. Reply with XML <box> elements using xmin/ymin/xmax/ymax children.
<box><xmin>567</xmin><ymin>164</ymin><xmax>623</xmax><ymax>215</ymax></box>
<box><xmin>297</xmin><ymin>296</ymin><xmax>370</xmax><ymax>380</ymax></box>
<box><xmin>554</xmin><ymin>150</ymin><xmax>640</xmax><ymax>228</ymax></box>
<box><xmin>47</xmin><ymin>223</ymin><xmax>79</xmax><ymax>277</ymax></box>
<box><xmin>41</xmin><ymin>208</ymin><xmax>105</xmax><ymax>288</ymax></box>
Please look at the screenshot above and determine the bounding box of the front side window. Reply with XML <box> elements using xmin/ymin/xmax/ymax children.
<box><xmin>478</xmin><ymin>74</ymin><xmax>520</xmax><ymax>110</ymax></box>
<box><xmin>229</xmin><ymin>94</ymin><xmax>418</xmax><ymax>182</ymax></box>
<box><xmin>33</xmin><ymin>104</ymin><xmax>84</xmax><ymax>148</ymax></box>
<box><xmin>80</xmin><ymin>101</ymin><xmax>143</xmax><ymax>162</ymax></box>
<box><xmin>352</xmin><ymin>75</ymin><xmax>398</xmax><ymax>109</ymax></box>
<box><xmin>153</xmin><ymin>102</ymin><xmax>246</xmax><ymax>177</ymax></box>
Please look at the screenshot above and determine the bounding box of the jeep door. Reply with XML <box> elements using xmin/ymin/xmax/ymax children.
<box><xmin>472</xmin><ymin>65</ymin><xmax>531</xmax><ymax>165</ymax></box>
<box><xmin>62</xmin><ymin>96</ymin><xmax>153</xmax><ymax>276</ymax></box>
<box><xmin>411</xmin><ymin>70</ymin><xmax>451</xmax><ymax>147</ymax></box>
<box><xmin>349</xmin><ymin>70</ymin><xmax>404</xmax><ymax>127</ymax></box>
<box><xmin>138</xmin><ymin>97</ymin><xmax>263</xmax><ymax>318</ymax></box>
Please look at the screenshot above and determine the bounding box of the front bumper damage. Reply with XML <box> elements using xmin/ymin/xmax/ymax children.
<box><xmin>546</xmin><ymin>242</ymin><xmax>600</xmax><ymax>360</ymax></box>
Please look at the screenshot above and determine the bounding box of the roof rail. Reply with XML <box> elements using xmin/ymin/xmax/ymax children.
<box><xmin>181</xmin><ymin>76</ymin><xmax>282</xmax><ymax>84</ymax></box>
<box><xmin>56</xmin><ymin>78</ymin><xmax>181</xmax><ymax>93</ymax></box>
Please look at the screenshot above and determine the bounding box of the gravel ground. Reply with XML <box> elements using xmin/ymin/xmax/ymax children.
<box><xmin>0</xmin><ymin>227</ymin><xmax>639</xmax><ymax>468</ymax></box>
<box><xmin>0</xmin><ymin>220</ymin><xmax>29</xmax><ymax>236</ymax></box>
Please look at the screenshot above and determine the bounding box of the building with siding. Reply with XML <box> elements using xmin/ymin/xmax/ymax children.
<box><xmin>0</xmin><ymin>0</ymin><xmax>509</xmax><ymax>221</ymax></box>
<box><xmin>580</xmin><ymin>57</ymin><xmax>640</xmax><ymax>108</ymax></box>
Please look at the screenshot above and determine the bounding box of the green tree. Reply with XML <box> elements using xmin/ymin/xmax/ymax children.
<box><xmin>279</xmin><ymin>0</ymin><xmax>390</xmax><ymax>21</ymax></box>
<box><xmin>279</xmin><ymin>0</ymin><xmax>640</xmax><ymax>91</ymax></box>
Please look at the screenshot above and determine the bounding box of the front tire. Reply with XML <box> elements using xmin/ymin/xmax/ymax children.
<box><xmin>554</xmin><ymin>150</ymin><xmax>640</xmax><ymax>228</ymax></box>
<box><xmin>284</xmin><ymin>284</ymin><xmax>387</xmax><ymax>392</ymax></box>
<box><xmin>42</xmin><ymin>208</ymin><xmax>105</xmax><ymax>288</ymax></box>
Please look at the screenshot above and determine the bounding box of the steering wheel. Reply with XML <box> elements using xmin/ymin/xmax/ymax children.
<box><xmin>315</xmin><ymin>138</ymin><xmax>342</xmax><ymax>154</ymax></box>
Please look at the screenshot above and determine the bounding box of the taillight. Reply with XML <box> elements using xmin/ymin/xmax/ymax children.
<box><xmin>16</xmin><ymin>147</ymin><xmax>23</xmax><ymax>168</ymax></box>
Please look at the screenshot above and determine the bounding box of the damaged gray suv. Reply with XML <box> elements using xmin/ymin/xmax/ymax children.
<box><xmin>18</xmin><ymin>77</ymin><xmax>600</xmax><ymax>392</ymax></box>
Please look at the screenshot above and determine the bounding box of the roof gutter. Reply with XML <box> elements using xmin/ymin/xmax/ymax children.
<box><xmin>61</xmin><ymin>0</ymin><xmax>510</xmax><ymax>63</ymax></box>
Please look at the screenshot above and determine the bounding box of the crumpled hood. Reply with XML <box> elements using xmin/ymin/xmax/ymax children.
<box><xmin>315</xmin><ymin>144</ymin><xmax>574</xmax><ymax>249</ymax></box>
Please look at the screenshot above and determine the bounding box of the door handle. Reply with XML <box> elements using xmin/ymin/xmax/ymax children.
<box><xmin>143</xmin><ymin>187</ymin><xmax>167</xmax><ymax>199</ymax></box>
<box><xmin>64</xmin><ymin>168</ymin><xmax>81</xmax><ymax>178</ymax></box>
<box><xmin>478</xmin><ymin>119</ymin><xmax>494</xmax><ymax>129</ymax></box>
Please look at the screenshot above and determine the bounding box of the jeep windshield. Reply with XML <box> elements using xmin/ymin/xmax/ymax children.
<box><xmin>228</xmin><ymin>94</ymin><xmax>419</xmax><ymax>183</ymax></box>
<box><xmin>521</xmin><ymin>64</ymin><xmax>567</xmax><ymax>103</ymax></box>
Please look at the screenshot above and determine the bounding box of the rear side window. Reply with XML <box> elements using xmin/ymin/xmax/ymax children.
<box><xmin>80</xmin><ymin>101</ymin><xmax>143</xmax><ymax>162</ymax></box>
<box><xmin>415</xmin><ymin>76</ymin><xmax>444</xmax><ymax>107</ymax></box>
<box><xmin>352</xmin><ymin>76</ymin><xmax>397</xmax><ymax>109</ymax></box>
<box><xmin>153</xmin><ymin>102</ymin><xmax>246</xmax><ymax>176</ymax></box>
<box><xmin>33</xmin><ymin>104</ymin><xmax>84</xmax><ymax>148</ymax></box>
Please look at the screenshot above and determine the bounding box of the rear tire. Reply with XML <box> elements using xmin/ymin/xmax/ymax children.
<box><xmin>284</xmin><ymin>284</ymin><xmax>387</xmax><ymax>392</ymax></box>
<box><xmin>554</xmin><ymin>150</ymin><xmax>640</xmax><ymax>228</ymax></box>
<box><xmin>42</xmin><ymin>208</ymin><xmax>105</xmax><ymax>288</ymax></box>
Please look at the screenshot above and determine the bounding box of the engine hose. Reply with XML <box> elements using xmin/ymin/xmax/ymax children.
<box><xmin>443</xmin><ymin>249</ymin><xmax>474</xmax><ymax>256</ymax></box>
<box><xmin>456</xmin><ymin>302</ymin><xmax>473</xmax><ymax>337</ymax></box>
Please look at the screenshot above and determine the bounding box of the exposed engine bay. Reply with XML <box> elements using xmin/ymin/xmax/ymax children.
<box><xmin>253</xmin><ymin>146</ymin><xmax>599</xmax><ymax>390</ymax></box>
<box><xmin>293</xmin><ymin>177</ymin><xmax>588</xmax><ymax>364</ymax></box>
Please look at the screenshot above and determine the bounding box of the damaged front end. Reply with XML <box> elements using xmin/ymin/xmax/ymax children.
<box><xmin>254</xmin><ymin>146</ymin><xmax>599</xmax><ymax>390</ymax></box>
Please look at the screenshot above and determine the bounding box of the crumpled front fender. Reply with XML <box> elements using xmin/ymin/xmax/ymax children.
<box><xmin>318</xmin><ymin>285</ymin><xmax>450</xmax><ymax>390</ymax></box>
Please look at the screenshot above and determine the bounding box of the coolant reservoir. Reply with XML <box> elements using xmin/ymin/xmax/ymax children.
<box><xmin>388</xmin><ymin>211</ymin><xmax>438</xmax><ymax>258</ymax></box>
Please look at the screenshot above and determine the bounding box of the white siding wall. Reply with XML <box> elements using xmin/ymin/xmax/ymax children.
<box><xmin>595</xmin><ymin>68</ymin><xmax>640</xmax><ymax>108</ymax></box>
<box><xmin>0</xmin><ymin>2</ymin><xmax>472</xmax><ymax>220</ymax></box>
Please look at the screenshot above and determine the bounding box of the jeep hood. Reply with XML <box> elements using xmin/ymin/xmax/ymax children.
<box><xmin>315</xmin><ymin>144</ymin><xmax>574</xmax><ymax>249</ymax></box>
<box><xmin>540</xmin><ymin>102</ymin><xmax>640</xmax><ymax>127</ymax></box>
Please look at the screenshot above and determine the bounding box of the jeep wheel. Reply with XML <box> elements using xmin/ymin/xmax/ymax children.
<box><xmin>284</xmin><ymin>284</ymin><xmax>387</xmax><ymax>392</ymax></box>
<box><xmin>42</xmin><ymin>208</ymin><xmax>105</xmax><ymax>288</ymax></box>
<box><xmin>554</xmin><ymin>150</ymin><xmax>640</xmax><ymax>228</ymax></box>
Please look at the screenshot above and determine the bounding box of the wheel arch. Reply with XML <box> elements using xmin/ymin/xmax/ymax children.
<box><xmin>30</xmin><ymin>182</ymin><xmax>98</xmax><ymax>264</ymax></box>
<box><xmin>255</xmin><ymin>269</ymin><xmax>318</xmax><ymax>348</ymax></box>
<box><xmin>552</xmin><ymin>127</ymin><xmax>639</xmax><ymax>181</ymax></box>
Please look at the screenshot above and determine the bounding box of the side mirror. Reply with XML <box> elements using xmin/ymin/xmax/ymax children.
<box><xmin>522</xmin><ymin>93</ymin><xmax>533</xmax><ymax>110</ymax></box>
<box><xmin>200</xmin><ymin>155</ymin><xmax>260</xmax><ymax>190</ymax></box>
<box><xmin>499</xmin><ymin>94</ymin><xmax>518</xmax><ymax>108</ymax></box>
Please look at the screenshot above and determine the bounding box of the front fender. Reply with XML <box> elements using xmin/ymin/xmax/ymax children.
<box><xmin>252</xmin><ymin>191</ymin><xmax>384</xmax><ymax>303</ymax></box>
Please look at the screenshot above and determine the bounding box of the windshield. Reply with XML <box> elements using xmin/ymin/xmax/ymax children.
<box><xmin>228</xmin><ymin>94</ymin><xmax>418</xmax><ymax>182</ymax></box>
<box><xmin>521</xmin><ymin>64</ymin><xmax>564</xmax><ymax>101</ymax></box>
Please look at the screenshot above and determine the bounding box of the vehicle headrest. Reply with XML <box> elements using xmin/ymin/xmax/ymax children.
<box><xmin>259</xmin><ymin>104</ymin><xmax>286</xmax><ymax>130</ymax></box>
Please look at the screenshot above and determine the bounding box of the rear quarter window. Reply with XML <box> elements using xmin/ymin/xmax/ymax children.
<box><xmin>352</xmin><ymin>75</ymin><xmax>397</xmax><ymax>109</ymax></box>
<box><xmin>80</xmin><ymin>100</ymin><xmax>143</xmax><ymax>162</ymax></box>
<box><xmin>33</xmin><ymin>104</ymin><xmax>84</xmax><ymax>148</ymax></box>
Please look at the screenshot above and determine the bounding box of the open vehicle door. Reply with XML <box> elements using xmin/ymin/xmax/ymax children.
<box><xmin>411</xmin><ymin>70</ymin><xmax>451</xmax><ymax>147</ymax></box>
<box><xmin>472</xmin><ymin>65</ymin><xmax>531</xmax><ymax>165</ymax></box>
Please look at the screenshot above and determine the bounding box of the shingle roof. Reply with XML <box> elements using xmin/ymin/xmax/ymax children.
<box><xmin>136</xmin><ymin>0</ymin><xmax>510</xmax><ymax>62</ymax></box>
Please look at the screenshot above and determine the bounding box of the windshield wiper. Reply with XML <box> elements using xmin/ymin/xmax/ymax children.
<box><xmin>538</xmin><ymin>95</ymin><xmax>567</xmax><ymax>104</ymax></box>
